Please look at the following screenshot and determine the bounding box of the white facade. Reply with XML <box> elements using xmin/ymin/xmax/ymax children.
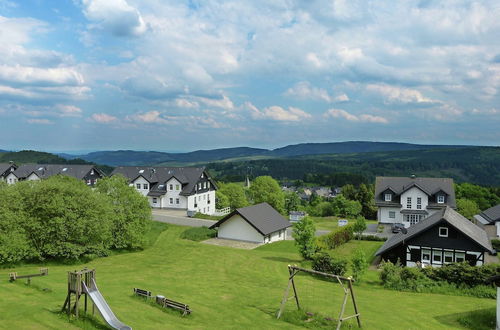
<box><xmin>27</xmin><ymin>173</ymin><xmax>40</xmax><ymax>181</ymax></box>
<box><xmin>217</xmin><ymin>214</ymin><xmax>286</xmax><ymax>243</ymax></box>
<box><xmin>5</xmin><ymin>173</ymin><xmax>18</xmax><ymax>185</ymax></box>
<box><xmin>132</xmin><ymin>176</ymin><xmax>150</xmax><ymax>197</ymax></box>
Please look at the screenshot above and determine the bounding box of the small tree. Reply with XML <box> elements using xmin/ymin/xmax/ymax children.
<box><xmin>218</xmin><ymin>183</ymin><xmax>248</xmax><ymax>210</ymax></box>
<box><xmin>292</xmin><ymin>216</ymin><xmax>317</xmax><ymax>260</ymax></box>
<box><xmin>456</xmin><ymin>198</ymin><xmax>480</xmax><ymax>220</ymax></box>
<box><xmin>249</xmin><ymin>176</ymin><xmax>285</xmax><ymax>213</ymax></box>
<box><xmin>353</xmin><ymin>216</ymin><xmax>367</xmax><ymax>240</ymax></box>
<box><xmin>351</xmin><ymin>249</ymin><xmax>368</xmax><ymax>282</ymax></box>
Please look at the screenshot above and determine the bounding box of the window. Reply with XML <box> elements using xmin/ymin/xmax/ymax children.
<box><xmin>203</xmin><ymin>194</ymin><xmax>206</xmax><ymax>200</ymax></box>
<box><xmin>389</xmin><ymin>211</ymin><xmax>396</xmax><ymax>219</ymax></box>
<box><xmin>432</xmin><ymin>250</ymin><xmax>442</xmax><ymax>263</ymax></box>
<box><xmin>444</xmin><ymin>251</ymin><xmax>453</xmax><ymax>263</ymax></box>
<box><xmin>169</xmin><ymin>184</ymin><xmax>173</xmax><ymax>190</ymax></box>
<box><xmin>87</xmin><ymin>179</ymin><xmax>91</xmax><ymax>185</ymax></box>
<box><xmin>204</xmin><ymin>182</ymin><xmax>207</xmax><ymax>189</ymax></box>
<box><xmin>143</xmin><ymin>184</ymin><xmax>148</xmax><ymax>190</ymax></box>
<box><xmin>198</xmin><ymin>183</ymin><xmax>202</xmax><ymax>190</ymax></box>
<box><xmin>198</xmin><ymin>196</ymin><xmax>201</xmax><ymax>201</ymax></box>
<box><xmin>439</xmin><ymin>227</ymin><xmax>448</xmax><ymax>237</ymax></box>
<box><xmin>404</xmin><ymin>214</ymin><xmax>423</xmax><ymax>225</ymax></box>
<box><xmin>455</xmin><ymin>252</ymin><xmax>465</xmax><ymax>263</ymax></box>
<box><xmin>422</xmin><ymin>249</ymin><xmax>431</xmax><ymax>262</ymax></box>
<box><xmin>176</xmin><ymin>198</ymin><xmax>179</xmax><ymax>204</ymax></box>
<box><xmin>437</xmin><ymin>195</ymin><xmax>445</xmax><ymax>204</ymax></box>
<box><xmin>207</xmin><ymin>182</ymin><xmax>210</xmax><ymax>189</ymax></box>
<box><xmin>384</xmin><ymin>193</ymin><xmax>392</xmax><ymax>202</ymax></box>
<box><xmin>91</xmin><ymin>169</ymin><xmax>95</xmax><ymax>175</ymax></box>
<box><xmin>136</xmin><ymin>183</ymin><xmax>141</xmax><ymax>189</ymax></box>
<box><xmin>406</xmin><ymin>197</ymin><xmax>412</xmax><ymax>209</ymax></box>
<box><xmin>169</xmin><ymin>198</ymin><xmax>173</xmax><ymax>204</ymax></box>
<box><xmin>417</xmin><ymin>197</ymin><xmax>422</xmax><ymax>209</ymax></box>
<box><xmin>176</xmin><ymin>184</ymin><xmax>180</xmax><ymax>190</ymax></box>
<box><xmin>153</xmin><ymin>198</ymin><xmax>157</xmax><ymax>203</ymax></box>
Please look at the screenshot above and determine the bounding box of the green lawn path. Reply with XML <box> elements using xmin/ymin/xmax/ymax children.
<box><xmin>0</xmin><ymin>223</ymin><xmax>494</xmax><ymax>329</ymax></box>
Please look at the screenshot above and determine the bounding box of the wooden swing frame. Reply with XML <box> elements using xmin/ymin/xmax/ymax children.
<box><xmin>277</xmin><ymin>265</ymin><xmax>361</xmax><ymax>330</ymax></box>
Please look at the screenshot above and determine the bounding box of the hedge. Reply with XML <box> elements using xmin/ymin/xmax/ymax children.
<box><xmin>317</xmin><ymin>223</ymin><xmax>355</xmax><ymax>250</ymax></box>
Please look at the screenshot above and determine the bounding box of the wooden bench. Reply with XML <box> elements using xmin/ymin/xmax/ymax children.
<box><xmin>9</xmin><ymin>268</ymin><xmax>48</xmax><ymax>285</ymax></box>
<box><xmin>133</xmin><ymin>288</ymin><xmax>152</xmax><ymax>298</ymax></box>
<box><xmin>156</xmin><ymin>295</ymin><xmax>191</xmax><ymax>316</ymax></box>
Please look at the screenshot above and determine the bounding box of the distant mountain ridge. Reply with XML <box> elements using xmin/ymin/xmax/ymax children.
<box><xmin>63</xmin><ymin>141</ymin><xmax>472</xmax><ymax>166</ymax></box>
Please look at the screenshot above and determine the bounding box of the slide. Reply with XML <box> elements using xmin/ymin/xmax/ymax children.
<box><xmin>82</xmin><ymin>279</ymin><xmax>132</xmax><ymax>330</ymax></box>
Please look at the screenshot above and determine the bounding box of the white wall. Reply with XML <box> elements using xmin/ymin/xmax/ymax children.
<box><xmin>217</xmin><ymin>215</ymin><xmax>264</xmax><ymax>243</ymax></box>
<box><xmin>497</xmin><ymin>222</ymin><xmax>500</xmax><ymax>237</ymax></box>
<box><xmin>400</xmin><ymin>187</ymin><xmax>428</xmax><ymax>210</ymax></box>
<box><xmin>379</xmin><ymin>206</ymin><xmax>403</xmax><ymax>224</ymax></box>
<box><xmin>27</xmin><ymin>173</ymin><xmax>40</xmax><ymax>181</ymax></box>
<box><xmin>132</xmin><ymin>176</ymin><xmax>150</xmax><ymax>197</ymax></box>
<box><xmin>5</xmin><ymin>173</ymin><xmax>18</xmax><ymax>185</ymax></box>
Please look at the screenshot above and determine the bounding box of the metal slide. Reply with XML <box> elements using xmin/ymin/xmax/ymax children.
<box><xmin>82</xmin><ymin>279</ymin><xmax>132</xmax><ymax>330</ymax></box>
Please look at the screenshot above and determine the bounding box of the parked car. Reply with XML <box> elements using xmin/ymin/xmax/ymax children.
<box><xmin>391</xmin><ymin>223</ymin><xmax>405</xmax><ymax>233</ymax></box>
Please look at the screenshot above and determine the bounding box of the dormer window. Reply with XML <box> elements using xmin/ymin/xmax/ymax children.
<box><xmin>90</xmin><ymin>169</ymin><xmax>94</xmax><ymax>175</ymax></box>
<box><xmin>169</xmin><ymin>184</ymin><xmax>173</xmax><ymax>190</ymax></box>
<box><xmin>384</xmin><ymin>193</ymin><xmax>392</xmax><ymax>202</ymax></box>
<box><xmin>437</xmin><ymin>195</ymin><xmax>445</xmax><ymax>204</ymax></box>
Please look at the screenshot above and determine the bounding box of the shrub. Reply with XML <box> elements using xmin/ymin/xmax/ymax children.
<box><xmin>491</xmin><ymin>239</ymin><xmax>500</xmax><ymax>251</ymax></box>
<box><xmin>292</xmin><ymin>217</ymin><xmax>317</xmax><ymax>260</ymax></box>
<box><xmin>312</xmin><ymin>252</ymin><xmax>347</xmax><ymax>276</ymax></box>
<box><xmin>351</xmin><ymin>249</ymin><xmax>368</xmax><ymax>281</ymax></box>
<box><xmin>422</xmin><ymin>262</ymin><xmax>500</xmax><ymax>287</ymax></box>
<box><xmin>180</xmin><ymin>227</ymin><xmax>217</xmax><ymax>241</ymax></box>
<box><xmin>360</xmin><ymin>235</ymin><xmax>387</xmax><ymax>241</ymax></box>
<box><xmin>317</xmin><ymin>224</ymin><xmax>355</xmax><ymax>250</ymax></box>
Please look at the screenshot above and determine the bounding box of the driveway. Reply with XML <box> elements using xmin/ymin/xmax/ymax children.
<box><xmin>364</xmin><ymin>223</ymin><xmax>393</xmax><ymax>239</ymax></box>
<box><xmin>202</xmin><ymin>238</ymin><xmax>263</xmax><ymax>250</ymax></box>
<box><xmin>152</xmin><ymin>209</ymin><xmax>216</xmax><ymax>228</ymax></box>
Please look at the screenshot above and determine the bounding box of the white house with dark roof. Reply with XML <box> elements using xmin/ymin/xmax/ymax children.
<box><xmin>376</xmin><ymin>207</ymin><xmax>494</xmax><ymax>267</ymax></box>
<box><xmin>474</xmin><ymin>204</ymin><xmax>500</xmax><ymax>238</ymax></box>
<box><xmin>111</xmin><ymin>166</ymin><xmax>217</xmax><ymax>214</ymax></box>
<box><xmin>0</xmin><ymin>163</ymin><xmax>17</xmax><ymax>183</ymax></box>
<box><xmin>375</xmin><ymin>176</ymin><xmax>456</xmax><ymax>228</ymax></box>
<box><xmin>6</xmin><ymin>164</ymin><xmax>104</xmax><ymax>186</ymax></box>
<box><xmin>210</xmin><ymin>203</ymin><xmax>291</xmax><ymax>243</ymax></box>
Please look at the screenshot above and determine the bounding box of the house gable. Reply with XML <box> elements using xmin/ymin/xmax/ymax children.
<box><xmin>217</xmin><ymin>214</ymin><xmax>264</xmax><ymax>243</ymax></box>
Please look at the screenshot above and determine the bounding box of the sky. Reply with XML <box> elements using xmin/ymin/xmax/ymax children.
<box><xmin>0</xmin><ymin>0</ymin><xmax>499</xmax><ymax>152</ymax></box>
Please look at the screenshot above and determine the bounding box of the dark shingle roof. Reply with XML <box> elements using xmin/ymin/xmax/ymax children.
<box><xmin>13</xmin><ymin>164</ymin><xmax>101</xmax><ymax>180</ymax></box>
<box><xmin>376</xmin><ymin>207</ymin><xmax>494</xmax><ymax>256</ymax></box>
<box><xmin>210</xmin><ymin>203</ymin><xmax>291</xmax><ymax>235</ymax></box>
<box><xmin>111</xmin><ymin>166</ymin><xmax>214</xmax><ymax>196</ymax></box>
<box><xmin>375</xmin><ymin>176</ymin><xmax>456</xmax><ymax>208</ymax></box>
<box><xmin>478</xmin><ymin>204</ymin><xmax>500</xmax><ymax>224</ymax></box>
<box><xmin>0</xmin><ymin>163</ymin><xmax>16</xmax><ymax>177</ymax></box>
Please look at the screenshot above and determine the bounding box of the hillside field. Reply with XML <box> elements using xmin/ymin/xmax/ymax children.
<box><xmin>0</xmin><ymin>223</ymin><xmax>495</xmax><ymax>329</ymax></box>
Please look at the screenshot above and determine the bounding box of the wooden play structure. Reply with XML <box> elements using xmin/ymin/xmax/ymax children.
<box><xmin>277</xmin><ymin>265</ymin><xmax>361</xmax><ymax>330</ymax></box>
<box><xmin>62</xmin><ymin>268</ymin><xmax>131</xmax><ymax>330</ymax></box>
<box><xmin>9</xmin><ymin>268</ymin><xmax>48</xmax><ymax>285</ymax></box>
<box><xmin>133</xmin><ymin>287</ymin><xmax>191</xmax><ymax>316</ymax></box>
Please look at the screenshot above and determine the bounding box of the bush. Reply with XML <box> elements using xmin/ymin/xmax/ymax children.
<box><xmin>180</xmin><ymin>227</ymin><xmax>217</xmax><ymax>241</ymax></box>
<box><xmin>312</xmin><ymin>252</ymin><xmax>347</xmax><ymax>276</ymax></box>
<box><xmin>292</xmin><ymin>217</ymin><xmax>317</xmax><ymax>260</ymax></box>
<box><xmin>317</xmin><ymin>224</ymin><xmax>355</xmax><ymax>250</ymax></box>
<box><xmin>491</xmin><ymin>239</ymin><xmax>500</xmax><ymax>251</ymax></box>
<box><xmin>359</xmin><ymin>235</ymin><xmax>387</xmax><ymax>241</ymax></box>
<box><xmin>422</xmin><ymin>262</ymin><xmax>500</xmax><ymax>287</ymax></box>
<box><xmin>351</xmin><ymin>249</ymin><xmax>368</xmax><ymax>281</ymax></box>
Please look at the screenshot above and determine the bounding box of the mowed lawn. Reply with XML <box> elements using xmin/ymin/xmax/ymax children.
<box><xmin>0</xmin><ymin>223</ymin><xmax>495</xmax><ymax>329</ymax></box>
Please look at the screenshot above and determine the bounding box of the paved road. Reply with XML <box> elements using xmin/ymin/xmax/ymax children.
<box><xmin>364</xmin><ymin>223</ymin><xmax>393</xmax><ymax>238</ymax></box>
<box><xmin>152</xmin><ymin>211</ymin><xmax>216</xmax><ymax>227</ymax></box>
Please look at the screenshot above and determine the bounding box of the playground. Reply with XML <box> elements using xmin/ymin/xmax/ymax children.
<box><xmin>0</xmin><ymin>223</ymin><xmax>496</xmax><ymax>329</ymax></box>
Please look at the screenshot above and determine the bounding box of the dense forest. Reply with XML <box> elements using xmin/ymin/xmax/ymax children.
<box><xmin>207</xmin><ymin>147</ymin><xmax>500</xmax><ymax>186</ymax></box>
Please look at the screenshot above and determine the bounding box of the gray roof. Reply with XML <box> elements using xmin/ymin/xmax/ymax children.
<box><xmin>375</xmin><ymin>176</ymin><xmax>456</xmax><ymax>208</ymax></box>
<box><xmin>477</xmin><ymin>204</ymin><xmax>500</xmax><ymax>224</ymax></box>
<box><xmin>210</xmin><ymin>203</ymin><xmax>291</xmax><ymax>235</ymax></box>
<box><xmin>376</xmin><ymin>207</ymin><xmax>494</xmax><ymax>256</ymax></box>
<box><xmin>0</xmin><ymin>163</ymin><xmax>16</xmax><ymax>177</ymax></box>
<box><xmin>12</xmin><ymin>164</ymin><xmax>102</xmax><ymax>180</ymax></box>
<box><xmin>111</xmin><ymin>166</ymin><xmax>215</xmax><ymax>196</ymax></box>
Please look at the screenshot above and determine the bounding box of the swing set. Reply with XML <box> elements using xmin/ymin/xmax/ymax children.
<box><xmin>277</xmin><ymin>265</ymin><xmax>361</xmax><ymax>330</ymax></box>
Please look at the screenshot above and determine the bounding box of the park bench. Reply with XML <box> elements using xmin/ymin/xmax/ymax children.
<box><xmin>9</xmin><ymin>268</ymin><xmax>48</xmax><ymax>285</ymax></box>
<box><xmin>156</xmin><ymin>295</ymin><xmax>191</xmax><ymax>316</ymax></box>
<box><xmin>133</xmin><ymin>288</ymin><xmax>152</xmax><ymax>298</ymax></box>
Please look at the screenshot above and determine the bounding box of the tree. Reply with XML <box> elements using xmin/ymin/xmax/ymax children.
<box><xmin>455</xmin><ymin>183</ymin><xmax>500</xmax><ymax>210</ymax></box>
<box><xmin>351</xmin><ymin>249</ymin><xmax>368</xmax><ymax>281</ymax></box>
<box><xmin>341</xmin><ymin>184</ymin><xmax>357</xmax><ymax>200</ymax></box>
<box><xmin>356</xmin><ymin>184</ymin><xmax>377</xmax><ymax>219</ymax></box>
<box><xmin>292</xmin><ymin>216</ymin><xmax>317</xmax><ymax>260</ymax></box>
<box><xmin>217</xmin><ymin>183</ymin><xmax>248</xmax><ymax>210</ymax></box>
<box><xmin>456</xmin><ymin>198</ymin><xmax>480</xmax><ymax>220</ymax></box>
<box><xmin>331</xmin><ymin>195</ymin><xmax>362</xmax><ymax>218</ymax></box>
<box><xmin>96</xmin><ymin>175</ymin><xmax>152</xmax><ymax>249</ymax></box>
<box><xmin>284</xmin><ymin>191</ymin><xmax>302</xmax><ymax>214</ymax></box>
<box><xmin>215</xmin><ymin>190</ymin><xmax>230</xmax><ymax>209</ymax></box>
<box><xmin>353</xmin><ymin>216</ymin><xmax>367</xmax><ymax>240</ymax></box>
<box><xmin>249</xmin><ymin>176</ymin><xmax>285</xmax><ymax>213</ymax></box>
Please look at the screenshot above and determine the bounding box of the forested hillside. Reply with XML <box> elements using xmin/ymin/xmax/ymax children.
<box><xmin>207</xmin><ymin>147</ymin><xmax>500</xmax><ymax>186</ymax></box>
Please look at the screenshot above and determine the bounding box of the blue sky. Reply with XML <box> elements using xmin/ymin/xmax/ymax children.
<box><xmin>0</xmin><ymin>0</ymin><xmax>499</xmax><ymax>152</ymax></box>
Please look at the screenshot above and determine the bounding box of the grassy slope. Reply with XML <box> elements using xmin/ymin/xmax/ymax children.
<box><xmin>0</xmin><ymin>225</ymin><xmax>494</xmax><ymax>329</ymax></box>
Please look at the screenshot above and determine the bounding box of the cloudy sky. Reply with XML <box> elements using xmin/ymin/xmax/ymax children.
<box><xmin>0</xmin><ymin>0</ymin><xmax>499</xmax><ymax>152</ymax></box>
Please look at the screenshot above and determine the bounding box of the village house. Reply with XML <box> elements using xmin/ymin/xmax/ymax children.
<box><xmin>474</xmin><ymin>204</ymin><xmax>500</xmax><ymax>238</ymax></box>
<box><xmin>111</xmin><ymin>166</ymin><xmax>216</xmax><ymax>214</ymax></box>
<box><xmin>210</xmin><ymin>203</ymin><xmax>291</xmax><ymax>243</ymax></box>
<box><xmin>0</xmin><ymin>162</ymin><xmax>17</xmax><ymax>183</ymax></box>
<box><xmin>5</xmin><ymin>164</ymin><xmax>104</xmax><ymax>186</ymax></box>
<box><xmin>375</xmin><ymin>176</ymin><xmax>456</xmax><ymax>227</ymax></box>
<box><xmin>375</xmin><ymin>207</ymin><xmax>494</xmax><ymax>267</ymax></box>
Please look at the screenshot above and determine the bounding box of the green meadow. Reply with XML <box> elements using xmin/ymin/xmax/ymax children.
<box><xmin>0</xmin><ymin>222</ymin><xmax>495</xmax><ymax>329</ymax></box>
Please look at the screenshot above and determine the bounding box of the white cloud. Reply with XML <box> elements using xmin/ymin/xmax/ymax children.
<box><xmin>284</xmin><ymin>81</ymin><xmax>332</xmax><ymax>102</ymax></box>
<box><xmin>55</xmin><ymin>105</ymin><xmax>82</xmax><ymax>117</ymax></box>
<box><xmin>174</xmin><ymin>98</ymin><xmax>199</xmax><ymax>109</ymax></box>
<box><xmin>27</xmin><ymin>118</ymin><xmax>53</xmax><ymax>125</ymax></box>
<box><xmin>90</xmin><ymin>113</ymin><xmax>117</xmax><ymax>123</ymax></box>
<box><xmin>196</xmin><ymin>95</ymin><xmax>234</xmax><ymax>110</ymax></box>
<box><xmin>126</xmin><ymin>110</ymin><xmax>169</xmax><ymax>124</ymax></box>
<box><xmin>82</xmin><ymin>0</ymin><xmax>147</xmax><ymax>37</ymax></box>
<box><xmin>324</xmin><ymin>108</ymin><xmax>388</xmax><ymax>123</ymax></box>
<box><xmin>366</xmin><ymin>84</ymin><xmax>437</xmax><ymax>104</ymax></box>
<box><xmin>247</xmin><ymin>103</ymin><xmax>312</xmax><ymax>122</ymax></box>
<box><xmin>0</xmin><ymin>64</ymin><xmax>84</xmax><ymax>86</ymax></box>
